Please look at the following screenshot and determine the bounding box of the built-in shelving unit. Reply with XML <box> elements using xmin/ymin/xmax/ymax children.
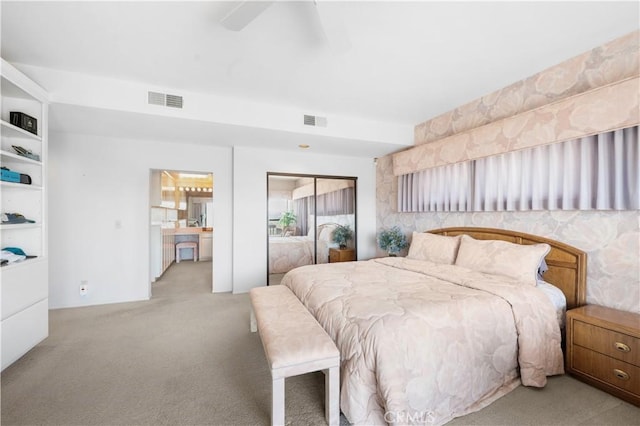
<box><xmin>1</xmin><ymin>58</ymin><xmax>49</xmax><ymax>371</ymax></box>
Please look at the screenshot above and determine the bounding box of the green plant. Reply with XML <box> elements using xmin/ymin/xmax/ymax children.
<box><xmin>332</xmin><ymin>225</ymin><xmax>353</xmax><ymax>249</ymax></box>
<box><xmin>378</xmin><ymin>226</ymin><xmax>408</xmax><ymax>255</ymax></box>
<box><xmin>278</xmin><ymin>211</ymin><xmax>297</xmax><ymax>228</ymax></box>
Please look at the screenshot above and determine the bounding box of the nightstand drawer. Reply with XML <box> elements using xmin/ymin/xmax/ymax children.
<box><xmin>329</xmin><ymin>248</ymin><xmax>355</xmax><ymax>263</ymax></box>
<box><xmin>573</xmin><ymin>345</ymin><xmax>640</xmax><ymax>395</ymax></box>
<box><xmin>574</xmin><ymin>320</ymin><xmax>640</xmax><ymax>366</ymax></box>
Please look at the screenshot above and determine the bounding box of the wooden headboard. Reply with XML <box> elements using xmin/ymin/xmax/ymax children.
<box><xmin>429</xmin><ymin>227</ymin><xmax>587</xmax><ymax>309</ymax></box>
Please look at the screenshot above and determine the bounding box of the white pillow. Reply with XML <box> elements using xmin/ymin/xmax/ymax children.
<box><xmin>455</xmin><ymin>235</ymin><xmax>550</xmax><ymax>287</ymax></box>
<box><xmin>407</xmin><ymin>232</ymin><xmax>461</xmax><ymax>264</ymax></box>
<box><xmin>537</xmin><ymin>280</ymin><xmax>567</xmax><ymax>327</ymax></box>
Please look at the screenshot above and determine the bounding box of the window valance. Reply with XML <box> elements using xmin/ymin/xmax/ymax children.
<box><xmin>393</xmin><ymin>77</ymin><xmax>639</xmax><ymax>177</ymax></box>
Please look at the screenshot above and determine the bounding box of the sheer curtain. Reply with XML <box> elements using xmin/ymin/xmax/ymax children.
<box><xmin>398</xmin><ymin>161</ymin><xmax>473</xmax><ymax>212</ymax></box>
<box><xmin>293</xmin><ymin>197</ymin><xmax>310</xmax><ymax>236</ymax></box>
<box><xmin>316</xmin><ymin>188</ymin><xmax>355</xmax><ymax>215</ymax></box>
<box><xmin>398</xmin><ymin>126</ymin><xmax>639</xmax><ymax>212</ymax></box>
<box><xmin>292</xmin><ymin>187</ymin><xmax>355</xmax><ymax>235</ymax></box>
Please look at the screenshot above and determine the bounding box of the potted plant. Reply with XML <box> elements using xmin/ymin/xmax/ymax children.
<box><xmin>332</xmin><ymin>225</ymin><xmax>353</xmax><ymax>249</ymax></box>
<box><xmin>278</xmin><ymin>211</ymin><xmax>297</xmax><ymax>234</ymax></box>
<box><xmin>378</xmin><ymin>226</ymin><xmax>408</xmax><ymax>256</ymax></box>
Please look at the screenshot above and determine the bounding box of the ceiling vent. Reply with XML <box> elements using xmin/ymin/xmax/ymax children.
<box><xmin>148</xmin><ymin>91</ymin><xmax>183</xmax><ymax>109</ymax></box>
<box><xmin>304</xmin><ymin>114</ymin><xmax>327</xmax><ymax>127</ymax></box>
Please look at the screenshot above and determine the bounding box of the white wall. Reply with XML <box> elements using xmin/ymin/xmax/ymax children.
<box><xmin>48</xmin><ymin>132</ymin><xmax>233</xmax><ymax>308</ymax></box>
<box><xmin>48</xmin><ymin>133</ymin><xmax>377</xmax><ymax>307</ymax></box>
<box><xmin>233</xmin><ymin>146</ymin><xmax>377</xmax><ymax>294</ymax></box>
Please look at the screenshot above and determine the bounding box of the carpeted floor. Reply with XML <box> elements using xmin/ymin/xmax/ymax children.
<box><xmin>2</xmin><ymin>261</ymin><xmax>639</xmax><ymax>425</ymax></box>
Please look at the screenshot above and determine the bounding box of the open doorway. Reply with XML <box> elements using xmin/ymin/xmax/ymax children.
<box><xmin>149</xmin><ymin>169</ymin><xmax>214</xmax><ymax>297</ymax></box>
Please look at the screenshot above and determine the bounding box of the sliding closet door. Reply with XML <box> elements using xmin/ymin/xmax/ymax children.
<box><xmin>267</xmin><ymin>174</ymin><xmax>357</xmax><ymax>283</ymax></box>
<box><xmin>314</xmin><ymin>178</ymin><xmax>356</xmax><ymax>265</ymax></box>
<box><xmin>267</xmin><ymin>175</ymin><xmax>310</xmax><ymax>283</ymax></box>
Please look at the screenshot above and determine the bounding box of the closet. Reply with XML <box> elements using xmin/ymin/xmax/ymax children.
<box><xmin>267</xmin><ymin>173</ymin><xmax>357</xmax><ymax>283</ymax></box>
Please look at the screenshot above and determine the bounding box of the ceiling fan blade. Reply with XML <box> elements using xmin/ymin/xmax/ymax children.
<box><xmin>220</xmin><ymin>1</ymin><xmax>275</xmax><ymax>31</ymax></box>
<box><xmin>313</xmin><ymin>0</ymin><xmax>351</xmax><ymax>53</ymax></box>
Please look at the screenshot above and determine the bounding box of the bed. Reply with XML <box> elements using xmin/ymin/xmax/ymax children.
<box><xmin>268</xmin><ymin>223</ymin><xmax>340</xmax><ymax>274</ymax></box>
<box><xmin>280</xmin><ymin>227</ymin><xmax>586</xmax><ymax>425</ymax></box>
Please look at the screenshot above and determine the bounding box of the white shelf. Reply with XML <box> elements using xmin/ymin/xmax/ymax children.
<box><xmin>0</xmin><ymin>223</ymin><xmax>41</xmax><ymax>230</ymax></box>
<box><xmin>0</xmin><ymin>149</ymin><xmax>42</xmax><ymax>165</ymax></box>
<box><xmin>1</xmin><ymin>58</ymin><xmax>48</xmax><ymax>371</ymax></box>
<box><xmin>0</xmin><ymin>120</ymin><xmax>42</xmax><ymax>141</ymax></box>
<box><xmin>0</xmin><ymin>181</ymin><xmax>43</xmax><ymax>190</ymax></box>
<box><xmin>0</xmin><ymin>255</ymin><xmax>46</xmax><ymax>271</ymax></box>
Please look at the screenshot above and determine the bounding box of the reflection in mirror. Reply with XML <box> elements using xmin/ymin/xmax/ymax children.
<box><xmin>267</xmin><ymin>174</ymin><xmax>356</xmax><ymax>285</ymax></box>
<box><xmin>314</xmin><ymin>178</ymin><xmax>356</xmax><ymax>265</ymax></box>
<box><xmin>188</xmin><ymin>197</ymin><xmax>214</xmax><ymax>227</ymax></box>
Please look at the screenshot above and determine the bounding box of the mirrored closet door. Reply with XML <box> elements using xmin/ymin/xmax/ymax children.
<box><xmin>267</xmin><ymin>173</ymin><xmax>357</xmax><ymax>284</ymax></box>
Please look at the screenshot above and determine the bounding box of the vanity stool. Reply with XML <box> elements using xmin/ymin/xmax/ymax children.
<box><xmin>176</xmin><ymin>241</ymin><xmax>198</xmax><ymax>263</ymax></box>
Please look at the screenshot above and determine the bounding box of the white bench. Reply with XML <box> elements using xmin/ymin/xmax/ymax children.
<box><xmin>250</xmin><ymin>285</ymin><xmax>340</xmax><ymax>426</ymax></box>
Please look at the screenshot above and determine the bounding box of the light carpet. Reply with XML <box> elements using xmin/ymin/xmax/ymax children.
<box><xmin>2</xmin><ymin>261</ymin><xmax>639</xmax><ymax>425</ymax></box>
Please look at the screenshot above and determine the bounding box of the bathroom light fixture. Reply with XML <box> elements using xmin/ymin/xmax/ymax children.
<box><xmin>298</xmin><ymin>144</ymin><xmax>310</xmax><ymax>149</ymax></box>
<box><xmin>177</xmin><ymin>186</ymin><xmax>213</xmax><ymax>193</ymax></box>
<box><xmin>179</xmin><ymin>172</ymin><xmax>209</xmax><ymax>179</ymax></box>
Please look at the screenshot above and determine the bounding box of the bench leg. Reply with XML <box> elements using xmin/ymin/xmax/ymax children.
<box><xmin>325</xmin><ymin>366</ymin><xmax>339</xmax><ymax>426</ymax></box>
<box><xmin>272</xmin><ymin>377</ymin><xmax>285</xmax><ymax>426</ymax></box>
<box><xmin>250</xmin><ymin>308</ymin><xmax>257</xmax><ymax>333</ymax></box>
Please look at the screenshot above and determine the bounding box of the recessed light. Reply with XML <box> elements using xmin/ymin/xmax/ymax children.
<box><xmin>298</xmin><ymin>144</ymin><xmax>310</xmax><ymax>149</ymax></box>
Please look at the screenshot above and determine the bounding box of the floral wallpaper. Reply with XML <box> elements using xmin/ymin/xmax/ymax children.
<box><xmin>414</xmin><ymin>30</ymin><xmax>640</xmax><ymax>146</ymax></box>
<box><xmin>377</xmin><ymin>31</ymin><xmax>639</xmax><ymax>313</ymax></box>
<box><xmin>376</xmin><ymin>155</ymin><xmax>640</xmax><ymax>313</ymax></box>
<box><xmin>393</xmin><ymin>77</ymin><xmax>639</xmax><ymax>176</ymax></box>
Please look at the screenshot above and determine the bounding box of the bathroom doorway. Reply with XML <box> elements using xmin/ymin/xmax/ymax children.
<box><xmin>148</xmin><ymin>169</ymin><xmax>214</xmax><ymax>296</ymax></box>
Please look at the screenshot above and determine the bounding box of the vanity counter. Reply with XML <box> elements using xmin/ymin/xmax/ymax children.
<box><xmin>163</xmin><ymin>227</ymin><xmax>213</xmax><ymax>236</ymax></box>
<box><xmin>162</xmin><ymin>228</ymin><xmax>213</xmax><ymax>261</ymax></box>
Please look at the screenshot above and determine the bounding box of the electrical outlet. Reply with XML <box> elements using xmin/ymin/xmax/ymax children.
<box><xmin>80</xmin><ymin>281</ymin><xmax>88</xmax><ymax>296</ymax></box>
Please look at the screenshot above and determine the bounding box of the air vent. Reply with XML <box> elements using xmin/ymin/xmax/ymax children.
<box><xmin>166</xmin><ymin>94</ymin><xmax>183</xmax><ymax>108</ymax></box>
<box><xmin>148</xmin><ymin>91</ymin><xmax>184</xmax><ymax>109</ymax></box>
<box><xmin>303</xmin><ymin>114</ymin><xmax>327</xmax><ymax>127</ymax></box>
<box><xmin>304</xmin><ymin>114</ymin><xmax>316</xmax><ymax>126</ymax></box>
<box><xmin>148</xmin><ymin>91</ymin><xmax>165</xmax><ymax>106</ymax></box>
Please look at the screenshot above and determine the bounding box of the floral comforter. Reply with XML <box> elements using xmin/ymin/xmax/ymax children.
<box><xmin>268</xmin><ymin>236</ymin><xmax>329</xmax><ymax>274</ymax></box>
<box><xmin>281</xmin><ymin>257</ymin><xmax>563</xmax><ymax>425</ymax></box>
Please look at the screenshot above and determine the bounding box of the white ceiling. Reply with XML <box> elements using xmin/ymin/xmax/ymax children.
<box><xmin>2</xmin><ymin>1</ymin><xmax>639</xmax><ymax>156</ymax></box>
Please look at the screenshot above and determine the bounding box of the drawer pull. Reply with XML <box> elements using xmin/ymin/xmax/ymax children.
<box><xmin>614</xmin><ymin>342</ymin><xmax>631</xmax><ymax>353</ymax></box>
<box><xmin>613</xmin><ymin>369</ymin><xmax>630</xmax><ymax>381</ymax></box>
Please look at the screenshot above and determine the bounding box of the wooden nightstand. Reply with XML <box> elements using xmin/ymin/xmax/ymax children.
<box><xmin>329</xmin><ymin>248</ymin><xmax>355</xmax><ymax>263</ymax></box>
<box><xmin>566</xmin><ymin>305</ymin><xmax>640</xmax><ymax>406</ymax></box>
